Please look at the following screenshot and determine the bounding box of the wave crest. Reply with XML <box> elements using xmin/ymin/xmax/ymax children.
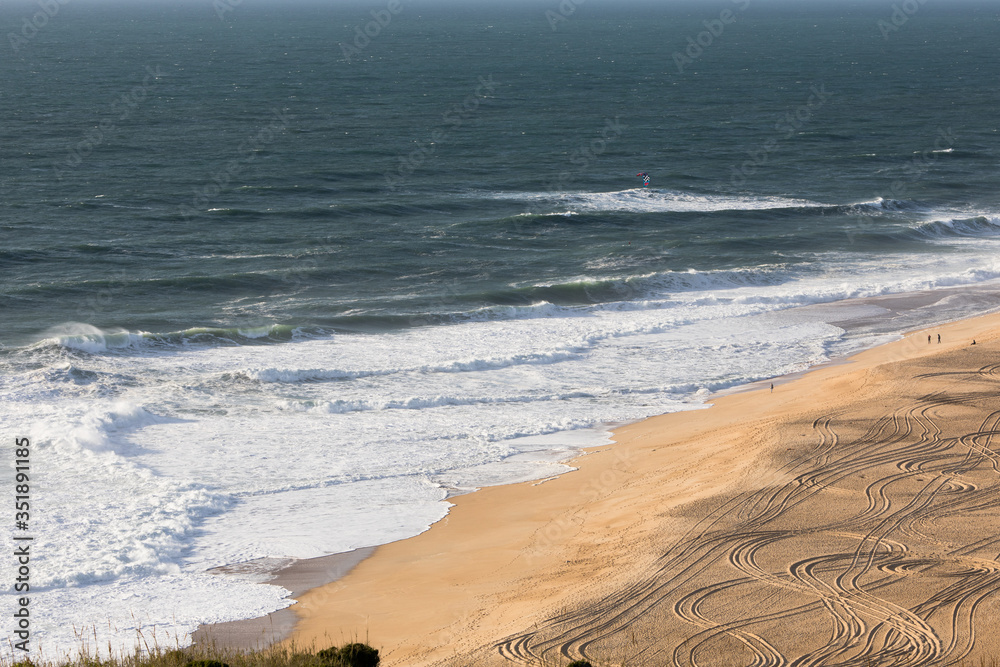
<box><xmin>492</xmin><ymin>188</ymin><xmax>826</xmax><ymax>214</ymax></box>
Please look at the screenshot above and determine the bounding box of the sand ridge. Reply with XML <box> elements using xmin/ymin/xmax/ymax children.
<box><xmin>289</xmin><ymin>314</ymin><xmax>1000</xmax><ymax>666</ymax></box>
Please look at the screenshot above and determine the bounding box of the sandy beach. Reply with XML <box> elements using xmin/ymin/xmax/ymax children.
<box><xmin>10</xmin><ymin>2</ymin><xmax>1000</xmax><ymax>658</ymax></box>
<box><xmin>281</xmin><ymin>310</ymin><xmax>1000</xmax><ymax>666</ymax></box>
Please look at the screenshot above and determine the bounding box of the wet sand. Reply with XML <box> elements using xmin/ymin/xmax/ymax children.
<box><xmin>192</xmin><ymin>548</ymin><xmax>374</xmax><ymax>651</ymax></box>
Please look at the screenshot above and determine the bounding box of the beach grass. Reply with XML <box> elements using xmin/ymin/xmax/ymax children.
<box><xmin>4</xmin><ymin>641</ymin><xmax>380</xmax><ymax>667</ymax></box>
<box><xmin>8</xmin><ymin>643</ymin><xmax>1000</xmax><ymax>667</ymax></box>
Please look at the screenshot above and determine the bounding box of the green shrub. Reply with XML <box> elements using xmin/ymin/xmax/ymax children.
<box><xmin>183</xmin><ymin>661</ymin><xmax>229</xmax><ymax>667</ymax></box>
<box><xmin>316</xmin><ymin>644</ymin><xmax>379</xmax><ymax>667</ymax></box>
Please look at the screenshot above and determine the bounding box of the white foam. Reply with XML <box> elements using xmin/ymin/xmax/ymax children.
<box><xmin>5</xmin><ymin>238</ymin><xmax>1000</xmax><ymax>659</ymax></box>
<box><xmin>492</xmin><ymin>188</ymin><xmax>825</xmax><ymax>213</ymax></box>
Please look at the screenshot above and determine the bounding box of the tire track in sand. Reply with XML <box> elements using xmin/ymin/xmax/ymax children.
<box><xmin>488</xmin><ymin>355</ymin><xmax>1000</xmax><ymax>666</ymax></box>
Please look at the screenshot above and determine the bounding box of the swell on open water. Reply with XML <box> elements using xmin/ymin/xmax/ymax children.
<box><xmin>2</xmin><ymin>0</ymin><xmax>1000</xmax><ymax>658</ymax></box>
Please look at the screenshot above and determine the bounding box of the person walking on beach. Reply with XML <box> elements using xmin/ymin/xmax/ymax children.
<box><xmin>770</xmin><ymin>383</ymin><xmax>774</xmax><ymax>393</ymax></box>
<box><xmin>928</xmin><ymin>335</ymin><xmax>932</xmax><ymax>344</ymax></box>
<box><xmin>938</xmin><ymin>334</ymin><xmax>941</xmax><ymax>343</ymax></box>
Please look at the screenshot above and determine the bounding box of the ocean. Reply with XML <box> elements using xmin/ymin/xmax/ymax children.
<box><xmin>2</xmin><ymin>0</ymin><xmax>1000</xmax><ymax>658</ymax></box>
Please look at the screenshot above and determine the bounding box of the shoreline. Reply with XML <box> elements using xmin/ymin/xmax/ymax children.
<box><xmin>192</xmin><ymin>548</ymin><xmax>374</xmax><ymax>651</ymax></box>
<box><xmin>193</xmin><ymin>282</ymin><xmax>1000</xmax><ymax>656</ymax></box>
<box><xmin>284</xmin><ymin>308</ymin><xmax>1000</xmax><ymax>665</ymax></box>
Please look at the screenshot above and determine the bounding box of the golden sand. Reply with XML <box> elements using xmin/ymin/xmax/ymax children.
<box><xmin>289</xmin><ymin>312</ymin><xmax>1000</xmax><ymax>666</ymax></box>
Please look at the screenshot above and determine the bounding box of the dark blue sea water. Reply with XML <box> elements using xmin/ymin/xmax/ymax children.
<box><xmin>2</xmin><ymin>0</ymin><xmax>1000</xmax><ymax>656</ymax></box>
<box><xmin>3</xmin><ymin>1</ymin><xmax>1000</xmax><ymax>346</ymax></box>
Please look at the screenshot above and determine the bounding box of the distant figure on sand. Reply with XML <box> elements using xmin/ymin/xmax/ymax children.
<box><xmin>770</xmin><ymin>383</ymin><xmax>774</xmax><ymax>393</ymax></box>
<box><xmin>938</xmin><ymin>334</ymin><xmax>941</xmax><ymax>343</ymax></box>
<box><xmin>972</xmin><ymin>340</ymin><xmax>976</xmax><ymax>345</ymax></box>
<box><xmin>928</xmin><ymin>335</ymin><xmax>932</xmax><ymax>344</ymax></box>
